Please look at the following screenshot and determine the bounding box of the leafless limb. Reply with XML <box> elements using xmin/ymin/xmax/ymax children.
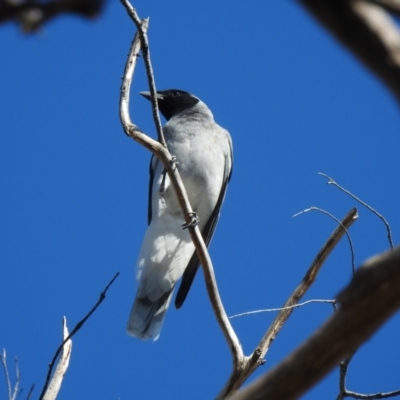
<box><xmin>38</xmin><ymin>272</ymin><xmax>119</xmax><ymax>400</ymax></box>
<box><xmin>229</xmin><ymin>299</ymin><xmax>337</xmax><ymax>319</ymax></box>
<box><xmin>119</xmin><ymin>0</ymin><xmax>244</xmax><ymax>368</ymax></box>
<box><xmin>121</xmin><ymin>2</ymin><xmax>166</xmax><ymax>147</ymax></box>
<box><xmin>368</xmin><ymin>0</ymin><xmax>400</xmax><ymax>16</ymax></box>
<box><xmin>25</xmin><ymin>384</ymin><xmax>35</xmax><ymax>400</ymax></box>
<box><xmin>42</xmin><ymin>317</ymin><xmax>72</xmax><ymax>400</ymax></box>
<box><xmin>1</xmin><ymin>350</ymin><xmax>11</xmax><ymax>400</ymax></box>
<box><xmin>336</xmin><ymin>350</ymin><xmax>400</xmax><ymax>399</ymax></box>
<box><xmin>319</xmin><ymin>173</ymin><xmax>394</xmax><ymax>249</ymax></box>
<box><xmin>217</xmin><ymin>207</ymin><xmax>358</xmax><ymax>399</ymax></box>
<box><xmin>0</xmin><ymin>0</ymin><xmax>105</xmax><ymax>33</ymax></box>
<box><xmin>297</xmin><ymin>0</ymin><xmax>400</xmax><ymax>102</ymax></box>
<box><xmin>337</xmin><ymin>352</ymin><xmax>356</xmax><ymax>400</ymax></box>
<box><xmin>294</xmin><ymin>206</ymin><xmax>356</xmax><ymax>274</ymax></box>
<box><xmin>0</xmin><ymin>349</ymin><xmax>21</xmax><ymax>400</ymax></box>
<box><xmin>228</xmin><ymin>246</ymin><xmax>400</xmax><ymax>400</ymax></box>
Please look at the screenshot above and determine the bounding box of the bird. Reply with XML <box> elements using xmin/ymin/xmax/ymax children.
<box><xmin>127</xmin><ymin>89</ymin><xmax>233</xmax><ymax>340</ymax></box>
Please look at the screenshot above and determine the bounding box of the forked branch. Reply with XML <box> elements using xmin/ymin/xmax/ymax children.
<box><xmin>119</xmin><ymin>0</ymin><xmax>243</xmax><ymax>367</ymax></box>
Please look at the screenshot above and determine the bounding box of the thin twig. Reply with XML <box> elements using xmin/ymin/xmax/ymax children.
<box><xmin>11</xmin><ymin>357</ymin><xmax>20</xmax><ymax>400</ymax></box>
<box><xmin>39</xmin><ymin>272</ymin><xmax>119</xmax><ymax>400</ymax></box>
<box><xmin>294</xmin><ymin>206</ymin><xmax>356</xmax><ymax>274</ymax></box>
<box><xmin>1</xmin><ymin>349</ymin><xmax>12</xmax><ymax>400</ymax></box>
<box><xmin>120</xmin><ymin>1</ymin><xmax>166</xmax><ymax>147</ymax></box>
<box><xmin>25</xmin><ymin>384</ymin><xmax>35</xmax><ymax>400</ymax></box>
<box><xmin>319</xmin><ymin>172</ymin><xmax>394</xmax><ymax>249</ymax></box>
<box><xmin>217</xmin><ymin>208</ymin><xmax>358</xmax><ymax>399</ymax></box>
<box><xmin>344</xmin><ymin>388</ymin><xmax>400</xmax><ymax>399</ymax></box>
<box><xmin>119</xmin><ymin>0</ymin><xmax>244</xmax><ymax>368</ymax></box>
<box><xmin>229</xmin><ymin>299</ymin><xmax>336</xmax><ymax>319</ymax></box>
<box><xmin>337</xmin><ymin>350</ymin><xmax>400</xmax><ymax>399</ymax></box>
<box><xmin>336</xmin><ymin>353</ymin><xmax>354</xmax><ymax>400</ymax></box>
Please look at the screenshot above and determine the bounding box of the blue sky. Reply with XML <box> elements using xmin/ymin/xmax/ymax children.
<box><xmin>1</xmin><ymin>1</ymin><xmax>400</xmax><ymax>399</ymax></box>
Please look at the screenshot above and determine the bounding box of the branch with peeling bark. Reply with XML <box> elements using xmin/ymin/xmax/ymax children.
<box><xmin>42</xmin><ymin>318</ymin><xmax>72</xmax><ymax>400</ymax></box>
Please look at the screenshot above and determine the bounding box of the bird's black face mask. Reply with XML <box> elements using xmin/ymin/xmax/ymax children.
<box><xmin>141</xmin><ymin>89</ymin><xmax>200</xmax><ymax>120</ymax></box>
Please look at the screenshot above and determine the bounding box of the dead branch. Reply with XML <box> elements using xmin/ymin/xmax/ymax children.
<box><xmin>42</xmin><ymin>318</ymin><xmax>72</xmax><ymax>400</ymax></box>
<box><xmin>38</xmin><ymin>272</ymin><xmax>119</xmax><ymax>400</ymax></box>
<box><xmin>0</xmin><ymin>0</ymin><xmax>105</xmax><ymax>33</ymax></box>
<box><xmin>319</xmin><ymin>172</ymin><xmax>394</xmax><ymax>249</ymax></box>
<box><xmin>297</xmin><ymin>0</ymin><xmax>400</xmax><ymax>102</ymax></box>
<box><xmin>217</xmin><ymin>207</ymin><xmax>358</xmax><ymax>399</ymax></box>
<box><xmin>228</xmin><ymin>246</ymin><xmax>400</xmax><ymax>400</ymax></box>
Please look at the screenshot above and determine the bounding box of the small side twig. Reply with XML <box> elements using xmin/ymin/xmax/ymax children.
<box><xmin>336</xmin><ymin>353</ymin><xmax>355</xmax><ymax>400</ymax></box>
<box><xmin>337</xmin><ymin>350</ymin><xmax>400</xmax><ymax>399</ymax></box>
<box><xmin>229</xmin><ymin>299</ymin><xmax>336</xmax><ymax>319</ymax></box>
<box><xmin>294</xmin><ymin>206</ymin><xmax>356</xmax><ymax>274</ymax></box>
<box><xmin>25</xmin><ymin>384</ymin><xmax>35</xmax><ymax>400</ymax></box>
<box><xmin>319</xmin><ymin>172</ymin><xmax>394</xmax><ymax>249</ymax></box>
<box><xmin>39</xmin><ymin>272</ymin><xmax>119</xmax><ymax>400</ymax></box>
<box><xmin>121</xmin><ymin>1</ymin><xmax>166</xmax><ymax>147</ymax></box>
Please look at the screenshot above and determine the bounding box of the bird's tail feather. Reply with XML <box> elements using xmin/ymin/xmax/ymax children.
<box><xmin>127</xmin><ymin>289</ymin><xmax>174</xmax><ymax>340</ymax></box>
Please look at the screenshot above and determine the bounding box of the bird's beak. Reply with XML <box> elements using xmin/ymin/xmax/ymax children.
<box><xmin>139</xmin><ymin>91</ymin><xmax>164</xmax><ymax>101</ymax></box>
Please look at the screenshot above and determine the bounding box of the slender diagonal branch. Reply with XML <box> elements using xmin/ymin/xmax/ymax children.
<box><xmin>217</xmin><ymin>208</ymin><xmax>358</xmax><ymax>399</ymax></box>
<box><xmin>119</xmin><ymin>0</ymin><xmax>243</xmax><ymax>367</ymax></box>
<box><xmin>228</xmin><ymin>246</ymin><xmax>400</xmax><ymax>400</ymax></box>
<box><xmin>39</xmin><ymin>272</ymin><xmax>119</xmax><ymax>400</ymax></box>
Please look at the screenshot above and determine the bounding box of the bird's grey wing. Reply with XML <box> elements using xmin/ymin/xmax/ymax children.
<box><xmin>175</xmin><ymin>141</ymin><xmax>233</xmax><ymax>309</ymax></box>
<box><xmin>148</xmin><ymin>155</ymin><xmax>159</xmax><ymax>224</ymax></box>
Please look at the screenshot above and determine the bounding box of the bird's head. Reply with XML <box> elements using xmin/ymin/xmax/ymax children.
<box><xmin>140</xmin><ymin>89</ymin><xmax>200</xmax><ymax>121</ymax></box>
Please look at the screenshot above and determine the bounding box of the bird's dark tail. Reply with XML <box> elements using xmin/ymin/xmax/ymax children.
<box><xmin>127</xmin><ymin>289</ymin><xmax>174</xmax><ymax>340</ymax></box>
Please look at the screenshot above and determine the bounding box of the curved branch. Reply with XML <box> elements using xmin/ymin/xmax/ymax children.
<box><xmin>119</xmin><ymin>0</ymin><xmax>244</xmax><ymax>367</ymax></box>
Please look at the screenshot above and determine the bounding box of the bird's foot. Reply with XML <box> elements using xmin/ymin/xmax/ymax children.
<box><xmin>182</xmin><ymin>212</ymin><xmax>199</xmax><ymax>229</ymax></box>
<box><xmin>169</xmin><ymin>155</ymin><xmax>179</xmax><ymax>170</ymax></box>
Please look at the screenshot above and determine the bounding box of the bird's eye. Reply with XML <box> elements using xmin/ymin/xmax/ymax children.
<box><xmin>172</xmin><ymin>91</ymin><xmax>180</xmax><ymax>96</ymax></box>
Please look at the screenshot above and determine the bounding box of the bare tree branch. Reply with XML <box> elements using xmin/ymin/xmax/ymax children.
<box><xmin>1</xmin><ymin>349</ymin><xmax>12</xmax><ymax>400</ymax></box>
<box><xmin>229</xmin><ymin>299</ymin><xmax>336</xmax><ymax>319</ymax></box>
<box><xmin>38</xmin><ymin>272</ymin><xmax>119</xmax><ymax>400</ymax></box>
<box><xmin>217</xmin><ymin>207</ymin><xmax>358</xmax><ymax>399</ymax></box>
<box><xmin>297</xmin><ymin>0</ymin><xmax>400</xmax><ymax>102</ymax></box>
<box><xmin>228</xmin><ymin>246</ymin><xmax>400</xmax><ymax>400</ymax></box>
<box><xmin>0</xmin><ymin>0</ymin><xmax>105</xmax><ymax>33</ymax></box>
<box><xmin>42</xmin><ymin>317</ymin><xmax>72</xmax><ymax>400</ymax></box>
<box><xmin>319</xmin><ymin>172</ymin><xmax>394</xmax><ymax>249</ymax></box>
<box><xmin>368</xmin><ymin>0</ymin><xmax>400</xmax><ymax>16</ymax></box>
<box><xmin>119</xmin><ymin>0</ymin><xmax>244</xmax><ymax>368</ymax></box>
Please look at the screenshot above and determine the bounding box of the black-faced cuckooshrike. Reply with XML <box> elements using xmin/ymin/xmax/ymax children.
<box><xmin>127</xmin><ymin>89</ymin><xmax>233</xmax><ymax>340</ymax></box>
